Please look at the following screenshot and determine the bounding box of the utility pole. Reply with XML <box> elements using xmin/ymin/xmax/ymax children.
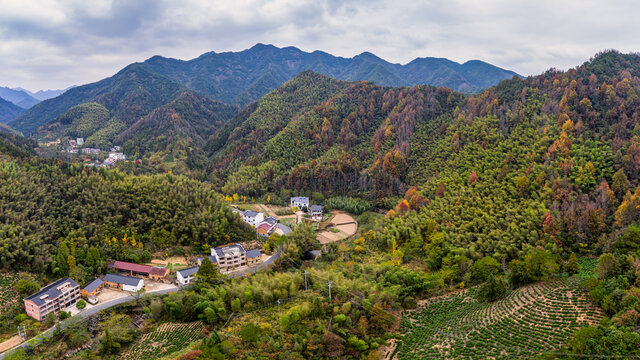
<box><xmin>327</xmin><ymin>281</ymin><xmax>333</xmax><ymax>303</ymax></box>
<box><xmin>303</xmin><ymin>271</ymin><xmax>308</xmax><ymax>291</ymax></box>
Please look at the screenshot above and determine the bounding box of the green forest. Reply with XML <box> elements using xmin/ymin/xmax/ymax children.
<box><xmin>2</xmin><ymin>50</ymin><xmax>640</xmax><ymax>359</ymax></box>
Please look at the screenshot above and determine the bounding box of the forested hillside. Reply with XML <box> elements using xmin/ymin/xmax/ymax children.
<box><xmin>208</xmin><ymin>70</ymin><xmax>464</xmax><ymax>199</ymax></box>
<box><xmin>0</xmin><ymin>97</ymin><xmax>25</xmax><ymax>124</ymax></box>
<box><xmin>0</xmin><ymin>155</ymin><xmax>254</xmax><ymax>274</ymax></box>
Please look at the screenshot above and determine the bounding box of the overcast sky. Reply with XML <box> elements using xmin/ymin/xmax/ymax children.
<box><xmin>1</xmin><ymin>0</ymin><xmax>638</xmax><ymax>91</ymax></box>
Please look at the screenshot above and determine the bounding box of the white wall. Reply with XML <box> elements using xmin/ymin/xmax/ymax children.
<box><xmin>122</xmin><ymin>280</ymin><xmax>144</xmax><ymax>292</ymax></box>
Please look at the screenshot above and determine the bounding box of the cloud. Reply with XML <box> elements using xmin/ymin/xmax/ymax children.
<box><xmin>0</xmin><ymin>0</ymin><xmax>638</xmax><ymax>90</ymax></box>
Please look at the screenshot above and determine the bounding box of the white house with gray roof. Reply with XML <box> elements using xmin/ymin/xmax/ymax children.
<box><xmin>176</xmin><ymin>266</ymin><xmax>200</xmax><ymax>285</ymax></box>
<box><xmin>243</xmin><ymin>210</ymin><xmax>264</xmax><ymax>227</ymax></box>
<box><xmin>103</xmin><ymin>273</ymin><xmax>144</xmax><ymax>292</ymax></box>
<box><xmin>290</xmin><ymin>196</ymin><xmax>309</xmax><ymax>210</ymax></box>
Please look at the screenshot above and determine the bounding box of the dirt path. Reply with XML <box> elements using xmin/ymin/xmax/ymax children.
<box><xmin>317</xmin><ymin>212</ymin><xmax>358</xmax><ymax>244</ymax></box>
<box><xmin>0</xmin><ymin>336</ymin><xmax>22</xmax><ymax>354</ymax></box>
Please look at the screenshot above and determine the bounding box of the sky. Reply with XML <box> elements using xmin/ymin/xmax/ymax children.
<box><xmin>1</xmin><ymin>0</ymin><xmax>639</xmax><ymax>91</ymax></box>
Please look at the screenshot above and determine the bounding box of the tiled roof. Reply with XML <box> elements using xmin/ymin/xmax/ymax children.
<box><xmin>25</xmin><ymin>278</ymin><xmax>79</xmax><ymax>307</ymax></box>
<box><xmin>83</xmin><ymin>278</ymin><xmax>104</xmax><ymax>293</ymax></box>
<box><xmin>177</xmin><ymin>266</ymin><xmax>199</xmax><ymax>278</ymax></box>
<box><xmin>258</xmin><ymin>223</ymin><xmax>272</xmax><ymax>231</ymax></box>
<box><xmin>112</xmin><ymin>261</ymin><xmax>153</xmax><ymax>274</ymax></box>
<box><xmin>276</xmin><ymin>223</ymin><xmax>292</xmax><ymax>235</ymax></box>
<box><xmin>310</xmin><ymin>205</ymin><xmax>323</xmax><ymax>212</ymax></box>
<box><xmin>291</xmin><ymin>196</ymin><xmax>309</xmax><ymax>202</ymax></box>
<box><xmin>246</xmin><ymin>249</ymin><xmax>262</xmax><ymax>258</ymax></box>
<box><xmin>149</xmin><ymin>267</ymin><xmax>168</xmax><ymax>276</ymax></box>
<box><xmin>244</xmin><ymin>210</ymin><xmax>260</xmax><ymax>218</ymax></box>
<box><xmin>263</xmin><ymin>217</ymin><xmax>277</xmax><ymax>226</ymax></box>
<box><xmin>103</xmin><ymin>273</ymin><xmax>143</xmax><ymax>287</ymax></box>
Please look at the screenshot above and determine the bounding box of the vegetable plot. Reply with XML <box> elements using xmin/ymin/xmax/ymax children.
<box><xmin>395</xmin><ymin>279</ymin><xmax>604</xmax><ymax>360</ymax></box>
<box><xmin>119</xmin><ymin>322</ymin><xmax>205</xmax><ymax>360</ymax></box>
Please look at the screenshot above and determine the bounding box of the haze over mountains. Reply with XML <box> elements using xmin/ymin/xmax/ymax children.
<box><xmin>8</xmin><ymin>44</ymin><xmax>518</xmax><ymax>138</ymax></box>
<box><xmin>0</xmin><ymin>86</ymin><xmax>69</xmax><ymax>124</ymax></box>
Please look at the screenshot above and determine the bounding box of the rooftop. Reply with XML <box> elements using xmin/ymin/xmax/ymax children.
<box><xmin>83</xmin><ymin>278</ymin><xmax>104</xmax><ymax>294</ymax></box>
<box><xmin>214</xmin><ymin>243</ymin><xmax>246</xmax><ymax>258</ymax></box>
<box><xmin>291</xmin><ymin>196</ymin><xmax>309</xmax><ymax>202</ymax></box>
<box><xmin>246</xmin><ymin>249</ymin><xmax>262</xmax><ymax>259</ymax></box>
<box><xmin>103</xmin><ymin>273</ymin><xmax>143</xmax><ymax>287</ymax></box>
<box><xmin>276</xmin><ymin>223</ymin><xmax>292</xmax><ymax>235</ymax></box>
<box><xmin>244</xmin><ymin>210</ymin><xmax>260</xmax><ymax>218</ymax></box>
<box><xmin>310</xmin><ymin>205</ymin><xmax>323</xmax><ymax>212</ymax></box>
<box><xmin>177</xmin><ymin>266</ymin><xmax>199</xmax><ymax>278</ymax></box>
<box><xmin>25</xmin><ymin>278</ymin><xmax>79</xmax><ymax>306</ymax></box>
<box><xmin>263</xmin><ymin>217</ymin><xmax>278</xmax><ymax>226</ymax></box>
<box><xmin>258</xmin><ymin>223</ymin><xmax>272</xmax><ymax>231</ymax></box>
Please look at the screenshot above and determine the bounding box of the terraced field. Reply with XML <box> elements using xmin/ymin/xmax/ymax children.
<box><xmin>0</xmin><ymin>272</ymin><xmax>33</xmax><ymax>312</ymax></box>
<box><xmin>395</xmin><ymin>278</ymin><xmax>604</xmax><ymax>360</ymax></box>
<box><xmin>118</xmin><ymin>322</ymin><xmax>205</xmax><ymax>360</ymax></box>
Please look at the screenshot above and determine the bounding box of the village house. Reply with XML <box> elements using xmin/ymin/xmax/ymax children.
<box><xmin>176</xmin><ymin>266</ymin><xmax>199</xmax><ymax>286</ymax></box>
<box><xmin>111</xmin><ymin>261</ymin><xmax>169</xmax><ymax>280</ymax></box>
<box><xmin>81</xmin><ymin>278</ymin><xmax>104</xmax><ymax>297</ymax></box>
<box><xmin>309</xmin><ymin>205</ymin><xmax>323</xmax><ymax>220</ymax></box>
<box><xmin>257</xmin><ymin>216</ymin><xmax>278</xmax><ymax>237</ymax></box>
<box><xmin>23</xmin><ymin>278</ymin><xmax>81</xmax><ymax>321</ymax></box>
<box><xmin>108</xmin><ymin>152</ymin><xmax>126</xmax><ymax>161</ymax></box>
<box><xmin>76</xmin><ymin>138</ymin><xmax>84</xmax><ymax>146</ymax></box>
<box><xmin>246</xmin><ymin>249</ymin><xmax>262</xmax><ymax>266</ymax></box>
<box><xmin>103</xmin><ymin>273</ymin><xmax>144</xmax><ymax>292</ymax></box>
<box><xmin>290</xmin><ymin>196</ymin><xmax>309</xmax><ymax>210</ymax></box>
<box><xmin>210</xmin><ymin>243</ymin><xmax>263</xmax><ymax>272</ymax></box>
<box><xmin>243</xmin><ymin>210</ymin><xmax>264</xmax><ymax>227</ymax></box>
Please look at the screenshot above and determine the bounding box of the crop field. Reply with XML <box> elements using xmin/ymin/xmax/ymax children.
<box><xmin>118</xmin><ymin>322</ymin><xmax>205</xmax><ymax>360</ymax></box>
<box><xmin>394</xmin><ymin>279</ymin><xmax>605</xmax><ymax>360</ymax></box>
<box><xmin>0</xmin><ymin>272</ymin><xmax>31</xmax><ymax>312</ymax></box>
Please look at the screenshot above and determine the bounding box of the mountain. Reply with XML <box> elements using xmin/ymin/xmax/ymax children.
<box><xmin>11</xmin><ymin>64</ymin><xmax>193</xmax><ymax>137</ymax></box>
<box><xmin>144</xmin><ymin>43</ymin><xmax>519</xmax><ymax>105</ymax></box>
<box><xmin>0</xmin><ymin>87</ymin><xmax>39</xmax><ymax>109</ymax></box>
<box><xmin>0</xmin><ymin>96</ymin><xmax>26</xmax><ymax>123</ymax></box>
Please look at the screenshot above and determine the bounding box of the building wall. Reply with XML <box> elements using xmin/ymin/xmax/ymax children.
<box><xmin>177</xmin><ymin>273</ymin><xmax>194</xmax><ymax>285</ymax></box>
<box><xmin>24</xmin><ymin>285</ymin><xmax>81</xmax><ymax>321</ymax></box>
<box><xmin>122</xmin><ymin>281</ymin><xmax>143</xmax><ymax>292</ymax></box>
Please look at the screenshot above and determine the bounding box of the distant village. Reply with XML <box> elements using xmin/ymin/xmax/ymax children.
<box><xmin>63</xmin><ymin>137</ymin><xmax>127</xmax><ymax>168</ymax></box>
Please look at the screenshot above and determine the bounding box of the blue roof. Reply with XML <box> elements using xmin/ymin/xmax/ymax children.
<box><xmin>104</xmin><ymin>273</ymin><xmax>143</xmax><ymax>287</ymax></box>
<box><xmin>263</xmin><ymin>217</ymin><xmax>277</xmax><ymax>226</ymax></box>
<box><xmin>246</xmin><ymin>249</ymin><xmax>262</xmax><ymax>258</ymax></box>
<box><xmin>310</xmin><ymin>205</ymin><xmax>322</xmax><ymax>212</ymax></box>
<box><xmin>83</xmin><ymin>278</ymin><xmax>104</xmax><ymax>293</ymax></box>
<box><xmin>177</xmin><ymin>266</ymin><xmax>199</xmax><ymax>278</ymax></box>
<box><xmin>25</xmin><ymin>278</ymin><xmax>79</xmax><ymax>306</ymax></box>
<box><xmin>291</xmin><ymin>196</ymin><xmax>309</xmax><ymax>202</ymax></box>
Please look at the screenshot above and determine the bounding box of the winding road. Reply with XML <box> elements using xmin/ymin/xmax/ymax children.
<box><xmin>0</xmin><ymin>287</ymin><xmax>178</xmax><ymax>359</ymax></box>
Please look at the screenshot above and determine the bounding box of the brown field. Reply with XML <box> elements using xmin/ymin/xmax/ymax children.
<box><xmin>318</xmin><ymin>212</ymin><xmax>358</xmax><ymax>244</ymax></box>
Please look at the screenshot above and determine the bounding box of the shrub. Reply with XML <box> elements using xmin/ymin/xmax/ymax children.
<box><xmin>325</xmin><ymin>197</ymin><xmax>372</xmax><ymax>215</ymax></box>
<box><xmin>76</xmin><ymin>299</ymin><xmax>87</xmax><ymax>310</ymax></box>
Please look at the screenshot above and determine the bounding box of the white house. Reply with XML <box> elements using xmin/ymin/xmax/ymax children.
<box><xmin>290</xmin><ymin>197</ymin><xmax>309</xmax><ymax>210</ymax></box>
<box><xmin>176</xmin><ymin>266</ymin><xmax>199</xmax><ymax>286</ymax></box>
<box><xmin>103</xmin><ymin>273</ymin><xmax>144</xmax><ymax>292</ymax></box>
<box><xmin>76</xmin><ymin>138</ymin><xmax>84</xmax><ymax>146</ymax></box>
<box><xmin>243</xmin><ymin>210</ymin><xmax>264</xmax><ymax>227</ymax></box>
<box><xmin>108</xmin><ymin>152</ymin><xmax>126</xmax><ymax>161</ymax></box>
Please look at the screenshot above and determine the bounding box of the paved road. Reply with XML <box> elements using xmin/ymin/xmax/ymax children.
<box><xmin>0</xmin><ymin>287</ymin><xmax>178</xmax><ymax>359</ymax></box>
<box><xmin>228</xmin><ymin>244</ymin><xmax>283</xmax><ymax>278</ymax></box>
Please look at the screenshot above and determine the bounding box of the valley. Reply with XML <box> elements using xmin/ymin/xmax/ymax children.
<box><xmin>2</xmin><ymin>49</ymin><xmax>640</xmax><ymax>360</ymax></box>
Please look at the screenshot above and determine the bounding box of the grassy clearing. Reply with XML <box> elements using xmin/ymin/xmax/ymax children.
<box><xmin>395</xmin><ymin>279</ymin><xmax>605</xmax><ymax>360</ymax></box>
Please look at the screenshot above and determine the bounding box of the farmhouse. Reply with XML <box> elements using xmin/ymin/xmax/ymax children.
<box><xmin>111</xmin><ymin>261</ymin><xmax>169</xmax><ymax>280</ymax></box>
<box><xmin>256</xmin><ymin>216</ymin><xmax>278</xmax><ymax>237</ymax></box>
<box><xmin>210</xmin><ymin>243</ymin><xmax>263</xmax><ymax>272</ymax></box>
<box><xmin>81</xmin><ymin>278</ymin><xmax>104</xmax><ymax>297</ymax></box>
<box><xmin>290</xmin><ymin>196</ymin><xmax>309</xmax><ymax>210</ymax></box>
<box><xmin>309</xmin><ymin>205</ymin><xmax>323</xmax><ymax>219</ymax></box>
<box><xmin>24</xmin><ymin>278</ymin><xmax>81</xmax><ymax>321</ymax></box>
<box><xmin>243</xmin><ymin>210</ymin><xmax>264</xmax><ymax>227</ymax></box>
<box><xmin>176</xmin><ymin>266</ymin><xmax>199</xmax><ymax>286</ymax></box>
<box><xmin>103</xmin><ymin>273</ymin><xmax>144</xmax><ymax>292</ymax></box>
<box><xmin>246</xmin><ymin>249</ymin><xmax>262</xmax><ymax>266</ymax></box>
